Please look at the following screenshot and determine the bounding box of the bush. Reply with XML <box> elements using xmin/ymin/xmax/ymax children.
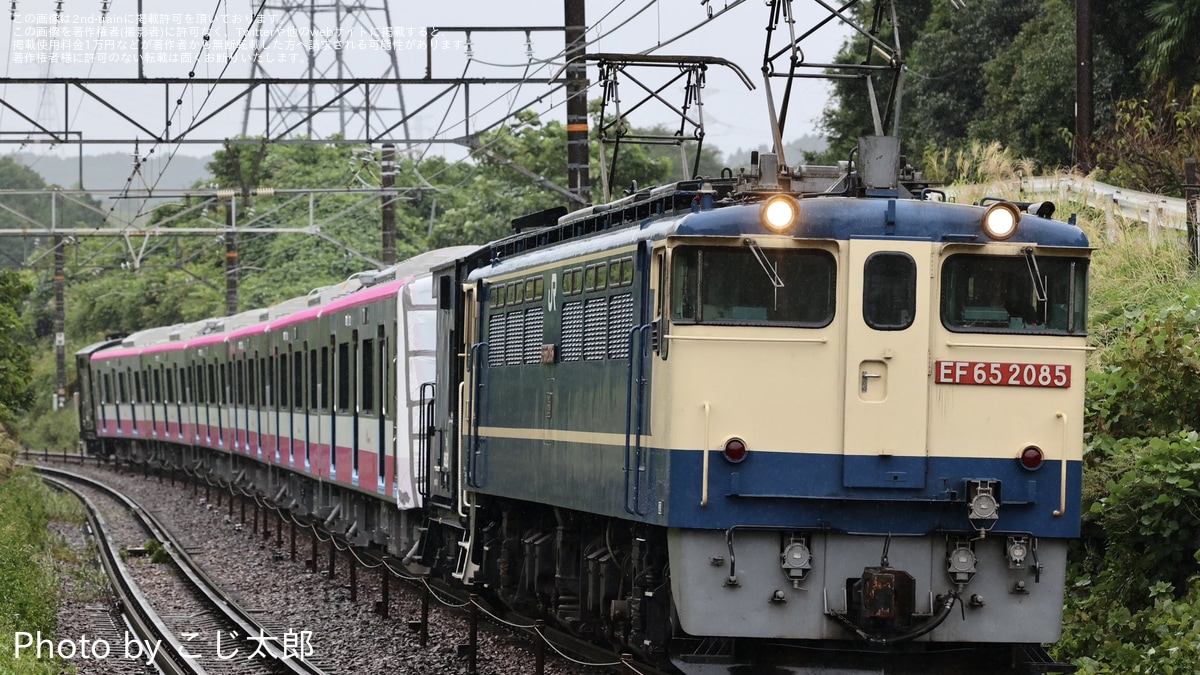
<box><xmin>17</xmin><ymin>408</ymin><xmax>79</xmax><ymax>455</ymax></box>
<box><xmin>1086</xmin><ymin>299</ymin><xmax>1200</xmax><ymax>438</ymax></box>
<box><xmin>0</xmin><ymin>468</ymin><xmax>61</xmax><ymax>674</ymax></box>
<box><xmin>1060</xmin><ymin>433</ymin><xmax>1200</xmax><ymax>673</ymax></box>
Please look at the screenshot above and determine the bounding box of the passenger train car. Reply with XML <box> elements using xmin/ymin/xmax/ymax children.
<box><xmin>79</xmin><ymin>137</ymin><xmax>1088</xmax><ymax>673</ymax></box>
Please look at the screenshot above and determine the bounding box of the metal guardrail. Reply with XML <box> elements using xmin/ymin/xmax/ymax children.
<box><xmin>947</xmin><ymin>175</ymin><xmax>1190</xmax><ymax>231</ymax></box>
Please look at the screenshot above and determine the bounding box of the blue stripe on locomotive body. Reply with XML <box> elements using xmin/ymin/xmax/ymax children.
<box><xmin>665</xmin><ymin>451</ymin><xmax>1083</xmax><ymax>537</ymax></box>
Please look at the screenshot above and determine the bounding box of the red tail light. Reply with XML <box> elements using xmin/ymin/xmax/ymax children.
<box><xmin>1020</xmin><ymin>446</ymin><xmax>1044</xmax><ymax>470</ymax></box>
<box><xmin>723</xmin><ymin>438</ymin><xmax>747</xmax><ymax>463</ymax></box>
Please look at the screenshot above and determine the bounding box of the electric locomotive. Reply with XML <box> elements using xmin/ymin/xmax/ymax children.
<box><xmin>76</xmin><ymin>139</ymin><xmax>1086</xmax><ymax>674</ymax></box>
<box><xmin>421</xmin><ymin>136</ymin><xmax>1087</xmax><ymax>672</ymax></box>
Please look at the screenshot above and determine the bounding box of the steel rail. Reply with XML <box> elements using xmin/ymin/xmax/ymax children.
<box><xmin>37</xmin><ymin>465</ymin><xmax>329</xmax><ymax>675</ymax></box>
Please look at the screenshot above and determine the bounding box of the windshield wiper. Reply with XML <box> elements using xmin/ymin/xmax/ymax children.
<box><xmin>1022</xmin><ymin>246</ymin><xmax>1047</xmax><ymax>302</ymax></box>
<box><xmin>744</xmin><ymin>238</ymin><xmax>784</xmax><ymax>289</ymax></box>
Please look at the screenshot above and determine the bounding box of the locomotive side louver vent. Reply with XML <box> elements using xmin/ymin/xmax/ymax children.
<box><xmin>584</xmin><ymin>298</ymin><xmax>608</xmax><ymax>361</ymax></box>
<box><xmin>524</xmin><ymin>309</ymin><xmax>544</xmax><ymax>364</ymax></box>
<box><xmin>608</xmin><ymin>294</ymin><xmax>634</xmax><ymax>359</ymax></box>
<box><xmin>488</xmin><ymin>314</ymin><xmax>506</xmax><ymax>368</ymax></box>
<box><xmin>505</xmin><ymin>311</ymin><xmax>524</xmax><ymax>366</ymax></box>
<box><xmin>561</xmin><ymin>301</ymin><xmax>584</xmax><ymax>362</ymax></box>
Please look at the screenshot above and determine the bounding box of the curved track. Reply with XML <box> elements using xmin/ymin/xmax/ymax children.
<box><xmin>38</xmin><ymin>465</ymin><xmax>332</xmax><ymax>675</ymax></box>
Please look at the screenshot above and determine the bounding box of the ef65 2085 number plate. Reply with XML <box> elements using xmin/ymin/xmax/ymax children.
<box><xmin>935</xmin><ymin>361</ymin><xmax>1071</xmax><ymax>388</ymax></box>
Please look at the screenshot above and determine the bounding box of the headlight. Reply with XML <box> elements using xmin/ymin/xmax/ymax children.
<box><xmin>981</xmin><ymin>202</ymin><xmax>1021</xmax><ymax>240</ymax></box>
<box><xmin>761</xmin><ymin>196</ymin><xmax>799</xmax><ymax>232</ymax></box>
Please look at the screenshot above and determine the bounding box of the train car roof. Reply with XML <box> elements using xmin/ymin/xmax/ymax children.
<box><xmin>470</xmin><ymin>188</ymin><xmax>1087</xmax><ymax>281</ymax></box>
<box><xmin>86</xmin><ymin>246</ymin><xmax>481</xmax><ymax>361</ymax></box>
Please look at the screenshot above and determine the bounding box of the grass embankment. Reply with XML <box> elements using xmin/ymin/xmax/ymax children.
<box><xmin>0</xmin><ymin>425</ymin><xmax>85</xmax><ymax>674</ymax></box>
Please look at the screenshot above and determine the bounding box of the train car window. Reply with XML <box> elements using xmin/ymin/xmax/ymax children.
<box><xmin>294</xmin><ymin>352</ymin><xmax>304</xmax><ymax>411</ymax></box>
<box><xmin>671</xmin><ymin>246</ymin><xmax>836</xmax><ymax>326</ymax></box>
<box><xmin>863</xmin><ymin>252</ymin><xmax>917</xmax><ymax>331</ymax></box>
<box><xmin>308</xmin><ymin>349</ymin><xmax>318</xmax><ymax>412</ymax></box>
<box><xmin>167</xmin><ymin>369</ymin><xmax>176</xmax><ymax>404</ymax></box>
<box><xmin>524</xmin><ymin>278</ymin><xmax>535</xmax><ymax>300</ymax></box>
<box><xmin>620</xmin><ymin>257</ymin><xmax>635</xmax><ymax>286</ymax></box>
<box><xmin>219</xmin><ymin>363</ymin><xmax>228</xmax><ymax>405</ymax></box>
<box><xmin>103</xmin><ymin>373</ymin><xmax>112</xmax><ymax>404</ymax></box>
<box><xmin>259</xmin><ymin>358</ymin><xmax>268</xmax><ymax>407</ymax></box>
<box><xmin>596</xmin><ymin>262</ymin><xmax>608</xmax><ymax>290</ymax></box>
<box><xmin>132</xmin><ymin>370</ymin><xmax>141</xmax><ymax>403</ymax></box>
<box><xmin>207</xmin><ymin>364</ymin><xmax>217</xmax><ymax>404</ymax></box>
<box><xmin>266</xmin><ymin>357</ymin><xmax>275</xmax><ymax>408</ymax></box>
<box><xmin>584</xmin><ymin>265</ymin><xmax>597</xmax><ymax>291</ymax></box>
<box><xmin>506</xmin><ymin>282</ymin><xmax>518</xmax><ymax>305</ymax></box>
<box><xmin>533</xmin><ymin>276</ymin><xmax>544</xmax><ymax>300</ymax></box>
<box><xmin>337</xmin><ymin>342</ymin><xmax>351</xmax><ymax>413</ymax></box>
<box><xmin>243</xmin><ymin>357</ymin><xmax>253</xmax><ymax>403</ymax></box>
<box><xmin>153</xmin><ymin>370</ymin><xmax>162</xmax><ymax>403</ymax></box>
<box><xmin>941</xmin><ymin>254</ymin><xmax>1089</xmax><ymax>335</ymax></box>
<box><xmin>362</xmin><ymin>338</ymin><xmax>375</xmax><ymax>414</ymax></box>
<box><xmin>279</xmin><ymin>353</ymin><xmax>290</xmax><ymax>409</ymax></box>
<box><xmin>320</xmin><ymin>347</ymin><xmax>330</xmax><ymax>411</ymax></box>
<box><xmin>194</xmin><ymin>367</ymin><xmax>204</xmax><ymax>403</ymax></box>
<box><xmin>377</xmin><ymin>328</ymin><xmax>388</xmax><ymax>416</ymax></box>
<box><xmin>562</xmin><ymin>270</ymin><xmax>574</xmax><ymax>295</ymax></box>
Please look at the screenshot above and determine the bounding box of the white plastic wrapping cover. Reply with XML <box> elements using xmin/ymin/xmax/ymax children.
<box><xmin>393</xmin><ymin>274</ymin><xmax>437</xmax><ymax>509</ymax></box>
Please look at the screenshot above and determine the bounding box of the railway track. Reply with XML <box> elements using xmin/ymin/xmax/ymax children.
<box><xmin>37</xmin><ymin>465</ymin><xmax>334</xmax><ymax>675</ymax></box>
<box><xmin>33</xmin><ymin>455</ymin><xmax>668</xmax><ymax>674</ymax></box>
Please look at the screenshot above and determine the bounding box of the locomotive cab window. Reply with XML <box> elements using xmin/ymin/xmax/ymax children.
<box><xmin>863</xmin><ymin>252</ymin><xmax>917</xmax><ymax>331</ymax></box>
<box><xmin>671</xmin><ymin>246</ymin><xmax>835</xmax><ymax>326</ymax></box>
<box><xmin>941</xmin><ymin>253</ymin><xmax>1088</xmax><ymax>334</ymax></box>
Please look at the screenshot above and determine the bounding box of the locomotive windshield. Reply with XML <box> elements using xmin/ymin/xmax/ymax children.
<box><xmin>941</xmin><ymin>254</ymin><xmax>1087</xmax><ymax>334</ymax></box>
<box><xmin>671</xmin><ymin>246</ymin><xmax>835</xmax><ymax>326</ymax></box>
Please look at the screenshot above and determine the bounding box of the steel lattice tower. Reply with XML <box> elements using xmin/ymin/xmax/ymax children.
<box><xmin>241</xmin><ymin>0</ymin><xmax>411</xmax><ymax>143</ymax></box>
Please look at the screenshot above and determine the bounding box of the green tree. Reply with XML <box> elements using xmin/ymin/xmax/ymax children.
<box><xmin>1090</xmin><ymin>88</ymin><xmax>1200</xmax><ymax>197</ymax></box>
<box><xmin>969</xmin><ymin>0</ymin><xmax>1077</xmax><ymax>167</ymax></box>
<box><xmin>1140</xmin><ymin>0</ymin><xmax>1200</xmax><ymax>89</ymax></box>
<box><xmin>903</xmin><ymin>0</ymin><xmax>1039</xmax><ymax>158</ymax></box>
<box><xmin>428</xmin><ymin>110</ymin><xmax>672</xmax><ymax>248</ymax></box>
<box><xmin>0</xmin><ymin>270</ymin><xmax>34</xmax><ymax>422</ymax></box>
<box><xmin>814</xmin><ymin>0</ymin><xmax>932</xmax><ymax>164</ymax></box>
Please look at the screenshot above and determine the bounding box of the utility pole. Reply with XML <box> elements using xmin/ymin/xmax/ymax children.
<box><xmin>381</xmin><ymin>144</ymin><xmax>396</xmax><ymax>266</ymax></box>
<box><xmin>1186</xmin><ymin>159</ymin><xmax>1198</xmax><ymax>270</ymax></box>
<box><xmin>53</xmin><ymin>225</ymin><xmax>66</xmax><ymax>411</ymax></box>
<box><xmin>564</xmin><ymin>0</ymin><xmax>591</xmax><ymax>205</ymax></box>
<box><xmin>1075</xmin><ymin>0</ymin><xmax>1093</xmax><ymax>171</ymax></box>
<box><xmin>225</xmin><ymin>197</ymin><xmax>238</xmax><ymax>316</ymax></box>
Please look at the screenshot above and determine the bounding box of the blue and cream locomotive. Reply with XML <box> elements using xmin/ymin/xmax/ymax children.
<box><xmin>79</xmin><ymin>136</ymin><xmax>1087</xmax><ymax>672</ymax></box>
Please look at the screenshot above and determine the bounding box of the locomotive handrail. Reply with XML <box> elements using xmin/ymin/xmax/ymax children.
<box><xmin>665</xmin><ymin>334</ymin><xmax>827</xmax><ymax>344</ymax></box>
<box><xmin>417</xmin><ymin>381</ymin><xmax>436</xmax><ymax>501</ymax></box>
<box><xmin>1053</xmin><ymin>411</ymin><xmax>1067</xmax><ymax>517</ymax></box>
<box><xmin>623</xmin><ymin>324</ymin><xmax>654</xmax><ymax>516</ymax></box>
<box><xmin>702</xmin><ymin>401</ymin><xmax>711</xmax><ymax>507</ymax></box>
<box><xmin>465</xmin><ymin>342</ymin><xmax>488</xmax><ymax>489</ymax></box>
<box><xmin>944</xmin><ymin>341</ymin><xmax>1094</xmax><ymax>352</ymax></box>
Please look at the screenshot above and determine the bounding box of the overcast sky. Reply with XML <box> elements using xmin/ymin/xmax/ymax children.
<box><xmin>0</xmin><ymin>1</ymin><xmax>850</xmax><ymax>182</ymax></box>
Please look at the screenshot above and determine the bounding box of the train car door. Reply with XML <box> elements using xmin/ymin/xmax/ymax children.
<box><xmin>842</xmin><ymin>239</ymin><xmax>931</xmax><ymax>488</ymax></box>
